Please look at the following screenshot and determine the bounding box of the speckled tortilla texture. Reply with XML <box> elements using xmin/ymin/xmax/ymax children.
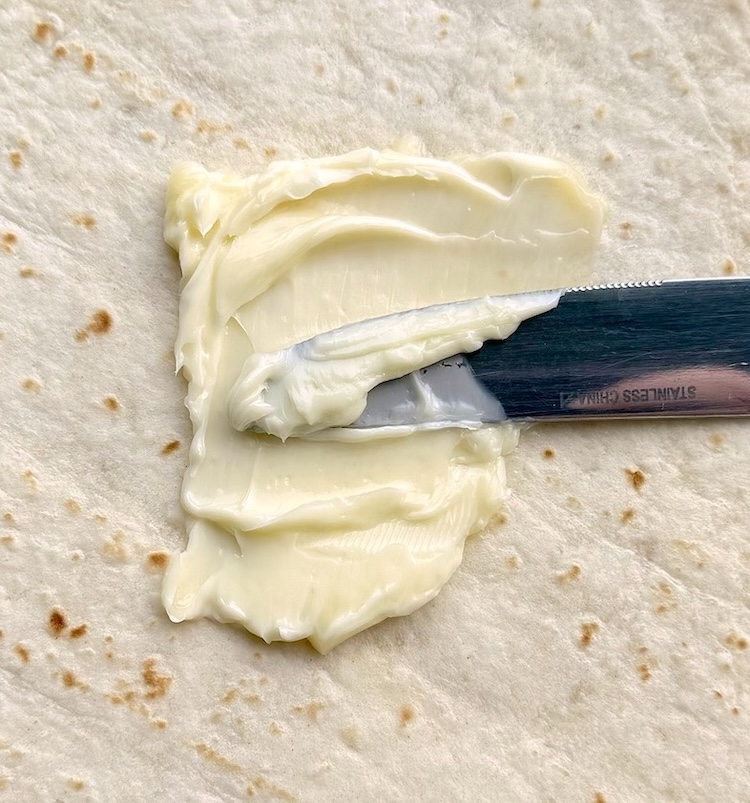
<box><xmin>0</xmin><ymin>1</ymin><xmax>748</xmax><ymax>801</ymax></box>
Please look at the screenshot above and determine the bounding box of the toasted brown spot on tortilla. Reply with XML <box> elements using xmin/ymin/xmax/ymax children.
<box><xmin>708</xmin><ymin>432</ymin><xmax>725</xmax><ymax>451</ymax></box>
<box><xmin>492</xmin><ymin>511</ymin><xmax>508</xmax><ymax>526</ymax></box>
<box><xmin>602</xmin><ymin>151</ymin><xmax>616</xmax><ymax>164</ymax></box>
<box><xmin>250</xmin><ymin>776</ymin><xmax>296</xmax><ymax>802</ymax></box>
<box><xmin>115</xmin><ymin>69</ymin><xmax>137</xmax><ymax>87</ymax></box>
<box><xmin>222</xmin><ymin>688</ymin><xmax>237</xmax><ymax>703</ymax></box>
<box><xmin>32</xmin><ymin>22</ymin><xmax>54</xmax><ymax>43</ymax></box>
<box><xmin>102</xmin><ymin>395</ymin><xmax>120</xmax><ymax>411</ymax></box>
<box><xmin>291</xmin><ymin>701</ymin><xmax>324</xmax><ymax>722</ymax></box>
<box><xmin>399</xmin><ymin>704</ymin><xmax>415</xmax><ymax>727</ymax></box>
<box><xmin>161</xmin><ymin>439</ymin><xmax>181</xmax><ymax>455</ymax></box>
<box><xmin>620</xmin><ymin>508</ymin><xmax>635</xmax><ymax>523</ymax></box>
<box><xmin>593</xmin><ymin>794</ymin><xmax>607</xmax><ymax>803</ymax></box>
<box><xmin>89</xmin><ymin>97</ymin><xmax>102</xmax><ymax>109</ymax></box>
<box><xmin>543</xmin><ymin>448</ymin><xmax>555</xmax><ymax>459</ymax></box>
<box><xmin>386</xmin><ymin>77</ymin><xmax>398</xmax><ymax>94</ymax></box>
<box><xmin>13</xmin><ymin>644</ymin><xmax>29</xmax><ymax>663</ymax></box>
<box><xmin>139</xmin><ymin>130</ymin><xmax>156</xmax><ymax>143</ymax></box>
<box><xmin>146</xmin><ymin>551</ymin><xmax>169</xmax><ymax>571</ymax></box>
<box><xmin>731</xmin><ymin>707</ymin><xmax>740</xmax><ymax>715</ymax></box>
<box><xmin>594</xmin><ymin>105</ymin><xmax>607</xmax><ymax>120</ymax></box>
<box><xmin>172</xmin><ymin>100</ymin><xmax>194</xmax><ymax>120</ymax></box>
<box><xmin>618</xmin><ymin>221</ymin><xmax>633</xmax><ymax>239</ymax></box>
<box><xmin>53</xmin><ymin>44</ymin><xmax>68</xmax><ymax>59</ymax></box>
<box><xmin>725</xmin><ymin>633</ymin><xmax>748</xmax><ymax>651</ymax></box>
<box><xmin>579</xmin><ymin>622</ymin><xmax>599</xmax><ymax>648</ymax></box>
<box><xmin>629</xmin><ymin>48</ymin><xmax>653</xmax><ymax>64</ymax></box>
<box><xmin>637</xmin><ymin>662</ymin><xmax>651</xmax><ymax>682</ymax></box>
<box><xmin>61</xmin><ymin>670</ymin><xmax>77</xmax><ymax>688</ymax></box>
<box><xmin>233</xmin><ymin>137</ymin><xmax>250</xmax><ymax>150</ymax></box>
<box><xmin>106</xmin><ymin>685</ymin><xmax>141</xmax><ymax>711</ymax></box>
<box><xmin>505</xmin><ymin>555</ymin><xmax>519</xmax><ymax>570</ymax></box>
<box><xmin>66</xmin><ymin>779</ymin><xmax>85</xmax><ymax>791</ymax></box>
<box><xmin>194</xmin><ymin>743</ymin><xmax>241</xmax><ymax>772</ymax></box>
<box><xmin>437</xmin><ymin>11</ymin><xmax>450</xmax><ymax>22</ymax></box>
<box><xmin>0</xmin><ymin>629</ymin><xmax>3</xmax><ymax>638</ymax></box>
<box><xmin>22</xmin><ymin>470</ymin><xmax>37</xmax><ymax>490</ymax></box>
<box><xmin>3</xmin><ymin>513</ymin><xmax>12</xmax><ymax>523</ymax></box>
<box><xmin>722</xmin><ymin>258</ymin><xmax>737</xmax><ymax>275</ymax></box>
<box><xmin>671</xmin><ymin>538</ymin><xmax>707</xmax><ymax>569</ymax></box>
<box><xmin>142</xmin><ymin>658</ymin><xmax>173</xmax><ymax>699</ymax></box>
<box><xmin>2</xmin><ymin>231</ymin><xmax>18</xmax><ymax>252</ymax></box>
<box><xmin>73</xmin><ymin>214</ymin><xmax>96</xmax><ymax>229</ymax></box>
<box><xmin>82</xmin><ymin>52</ymin><xmax>95</xmax><ymax>72</ymax></box>
<box><xmin>151</xmin><ymin>718</ymin><xmax>167</xmax><ymax>730</ymax></box>
<box><xmin>264</xmin><ymin>146</ymin><xmax>278</xmax><ymax>159</ymax></box>
<box><xmin>269</xmin><ymin>721</ymin><xmax>282</xmax><ymax>735</ymax></box>
<box><xmin>49</xmin><ymin>609</ymin><xmax>67</xmax><ymax>636</ymax></box>
<box><xmin>625</xmin><ymin>468</ymin><xmax>646</xmax><ymax>490</ymax></box>
<box><xmin>531</xmin><ymin>0</ymin><xmax>541</xmax><ymax>7</ymax></box>
<box><xmin>74</xmin><ymin>329</ymin><xmax>88</xmax><ymax>342</ymax></box>
<box><xmin>19</xmin><ymin>266</ymin><xmax>39</xmax><ymax>278</ymax></box>
<box><xmin>653</xmin><ymin>581</ymin><xmax>676</xmax><ymax>615</ymax></box>
<box><xmin>101</xmin><ymin>530</ymin><xmax>127</xmax><ymax>561</ymax></box>
<box><xmin>70</xmin><ymin>624</ymin><xmax>87</xmax><ymax>639</ymax></box>
<box><xmin>21</xmin><ymin>378</ymin><xmax>41</xmax><ymax>392</ymax></box>
<box><xmin>196</xmin><ymin>118</ymin><xmax>233</xmax><ymax>135</ymax></box>
<box><xmin>9</xmin><ymin>151</ymin><xmax>22</xmax><ymax>169</ymax></box>
<box><xmin>88</xmin><ymin>309</ymin><xmax>111</xmax><ymax>333</ymax></box>
<box><xmin>65</xmin><ymin>499</ymin><xmax>81</xmax><ymax>515</ymax></box>
<box><xmin>314</xmin><ymin>62</ymin><xmax>324</xmax><ymax>76</ymax></box>
<box><xmin>556</xmin><ymin>564</ymin><xmax>581</xmax><ymax>584</ymax></box>
<box><xmin>1</xmin><ymin>534</ymin><xmax>13</xmax><ymax>546</ymax></box>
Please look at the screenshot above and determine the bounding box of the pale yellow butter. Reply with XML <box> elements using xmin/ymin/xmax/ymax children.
<box><xmin>162</xmin><ymin>147</ymin><xmax>603</xmax><ymax>653</ymax></box>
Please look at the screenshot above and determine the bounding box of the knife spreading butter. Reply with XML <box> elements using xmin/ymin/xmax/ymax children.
<box><xmin>162</xmin><ymin>147</ymin><xmax>603</xmax><ymax>653</ymax></box>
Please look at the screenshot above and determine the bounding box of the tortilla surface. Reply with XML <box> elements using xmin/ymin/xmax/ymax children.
<box><xmin>1</xmin><ymin>1</ymin><xmax>749</xmax><ymax>800</ymax></box>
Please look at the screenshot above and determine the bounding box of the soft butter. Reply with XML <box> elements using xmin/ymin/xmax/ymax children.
<box><xmin>161</xmin><ymin>147</ymin><xmax>603</xmax><ymax>653</ymax></box>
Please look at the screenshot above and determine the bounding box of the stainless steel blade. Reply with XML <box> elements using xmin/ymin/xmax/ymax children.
<box><xmin>353</xmin><ymin>278</ymin><xmax>750</xmax><ymax>428</ymax></box>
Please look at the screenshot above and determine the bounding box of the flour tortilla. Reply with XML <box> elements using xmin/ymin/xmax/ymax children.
<box><xmin>1</xmin><ymin>1</ymin><xmax>749</xmax><ymax>800</ymax></box>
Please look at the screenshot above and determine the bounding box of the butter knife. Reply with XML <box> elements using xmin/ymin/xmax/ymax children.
<box><xmin>355</xmin><ymin>278</ymin><xmax>750</xmax><ymax>427</ymax></box>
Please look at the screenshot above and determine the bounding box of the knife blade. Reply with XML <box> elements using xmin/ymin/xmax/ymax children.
<box><xmin>353</xmin><ymin>278</ymin><xmax>750</xmax><ymax>428</ymax></box>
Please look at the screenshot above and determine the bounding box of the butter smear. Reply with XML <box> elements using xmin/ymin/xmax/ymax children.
<box><xmin>162</xmin><ymin>147</ymin><xmax>603</xmax><ymax>652</ymax></box>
